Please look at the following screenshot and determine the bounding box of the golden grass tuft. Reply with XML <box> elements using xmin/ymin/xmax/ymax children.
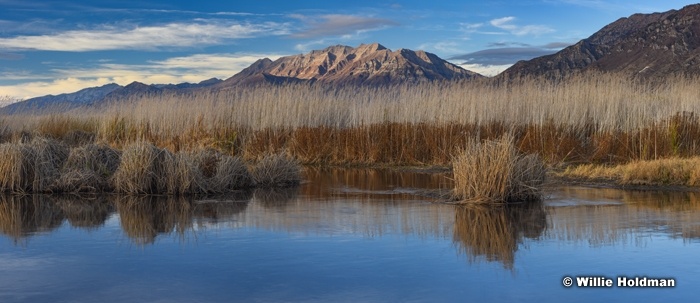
<box><xmin>63</xmin><ymin>143</ymin><xmax>121</xmax><ymax>175</ymax></box>
<box><xmin>111</xmin><ymin>141</ymin><xmax>166</xmax><ymax>194</ymax></box>
<box><xmin>161</xmin><ymin>150</ymin><xmax>208</xmax><ymax>195</ymax></box>
<box><xmin>452</xmin><ymin>134</ymin><xmax>546</xmax><ymax>203</ymax></box>
<box><xmin>0</xmin><ymin>143</ymin><xmax>36</xmax><ymax>193</ymax></box>
<box><xmin>251</xmin><ymin>152</ymin><xmax>302</xmax><ymax>187</ymax></box>
<box><xmin>0</xmin><ymin>138</ymin><xmax>68</xmax><ymax>193</ymax></box>
<box><xmin>210</xmin><ymin>154</ymin><xmax>254</xmax><ymax>191</ymax></box>
<box><xmin>28</xmin><ymin>137</ymin><xmax>69</xmax><ymax>192</ymax></box>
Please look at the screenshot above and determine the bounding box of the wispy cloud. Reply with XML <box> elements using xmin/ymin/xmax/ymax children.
<box><xmin>417</xmin><ymin>41</ymin><xmax>463</xmax><ymax>55</ymax></box>
<box><xmin>0</xmin><ymin>21</ymin><xmax>289</xmax><ymax>52</ymax></box>
<box><xmin>291</xmin><ymin>14</ymin><xmax>398</xmax><ymax>39</ymax></box>
<box><xmin>0</xmin><ymin>53</ymin><xmax>285</xmax><ymax>98</ymax></box>
<box><xmin>489</xmin><ymin>16</ymin><xmax>554</xmax><ymax>36</ymax></box>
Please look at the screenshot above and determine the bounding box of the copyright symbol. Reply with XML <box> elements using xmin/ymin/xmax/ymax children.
<box><xmin>563</xmin><ymin>277</ymin><xmax>573</xmax><ymax>288</ymax></box>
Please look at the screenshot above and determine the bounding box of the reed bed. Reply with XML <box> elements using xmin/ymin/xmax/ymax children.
<box><xmin>2</xmin><ymin>72</ymin><xmax>700</xmax><ymax>189</ymax></box>
<box><xmin>452</xmin><ymin>134</ymin><xmax>546</xmax><ymax>204</ymax></box>
<box><xmin>2</xmin><ymin>73</ymin><xmax>700</xmax><ymax>167</ymax></box>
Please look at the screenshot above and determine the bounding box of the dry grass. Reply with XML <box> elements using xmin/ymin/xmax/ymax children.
<box><xmin>3</xmin><ymin>72</ymin><xmax>700</xmax><ymax>187</ymax></box>
<box><xmin>251</xmin><ymin>152</ymin><xmax>302</xmax><ymax>188</ymax></box>
<box><xmin>561</xmin><ymin>157</ymin><xmax>700</xmax><ymax>186</ymax></box>
<box><xmin>452</xmin><ymin>134</ymin><xmax>546</xmax><ymax>203</ymax></box>
<box><xmin>0</xmin><ymin>138</ymin><xmax>68</xmax><ymax>193</ymax></box>
<box><xmin>0</xmin><ymin>143</ymin><xmax>36</xmax><ymax>193</ymax></box>
<box><xmin>210</xmin><ymin>153</ymin><xmax>254</xmax><ymax>191</ymax></box>
<box><xmin>112</xmin><ymin>142</ymin><xmax>166</xmax><ymax>194</ymax></box>
<box><xmin>49</xmin><ymin>143</ymin><xmax>120</xmax><ymax>193</ymax></box>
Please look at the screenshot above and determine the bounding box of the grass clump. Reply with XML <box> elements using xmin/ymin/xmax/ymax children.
<box><xmin>112</xmin><ymin>142</ymin><xmax>167</xmax><ymax>194</ymax></box>
<box><xmin>0</xmin><ymin>143</ymin><xmax>36</xmax><ymax>193</ymax></box>
<box><xmin>208</xmin><ymin>153</ymin><xmax>254</xmax><ymax>191</ymax></box>
<box><xmin>452</xmin><ymin>134</ymin><xmax>546</xmax><ymax>204</ymax></box>
<box><xmin>44</xmin><ymin>143</ymin><xmax>120</xmax><ymax>193</ymax></box>
<box><xmin>0</xmin><ymin>137</ymin><xmax>68</xmax><ymax>193</ymax></box>
<box><xmin>251</xmin><ymin>152</ymin><xmax>302</xmax><ymax>188</ymax></box>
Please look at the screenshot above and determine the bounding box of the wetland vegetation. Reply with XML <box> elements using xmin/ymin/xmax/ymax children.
<box><xmin>2</xmin><ymin>73</ymin><xmax>700</xmax><ymax>201</ymax></box>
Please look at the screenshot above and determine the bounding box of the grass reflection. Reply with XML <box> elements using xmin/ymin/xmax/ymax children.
<box><xmin>0</xmin><ymin>195</ymin><xmax>64</xmax><ymax>245</ymax></box>
<box><xmin>453</xmin><ymin>202</ymin><xmax>547</xmax><ymax>269</ymax></box>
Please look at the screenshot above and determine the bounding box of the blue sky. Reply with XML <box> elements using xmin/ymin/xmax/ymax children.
<box><xmin>0</xmin><ymin>0</ymin><xmax>698</xmax><ymax>99</ymax></box>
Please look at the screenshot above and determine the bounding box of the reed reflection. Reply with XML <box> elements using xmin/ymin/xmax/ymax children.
<box><xmin>453</xmin><ymin>203</ymin><xmax>547</xmax><ymax>269</ymax></box>
<box><xmin>52</xmin><ymin>195</ymin><xmax>113</xmax><ymax>229</ymax></box>
<box><xmin>0</xmin><ymin>195</ymin><xmax>64</xmax><ymax>245</ymax></box>
<box><xmin>254</xmin><ymin>187</ymin><xmax>299</xmax><ymax>209</ymax></box>
<box><xmin>193</xmin><ymin>191</ymin><xmax>252</xmax><ymax>223</ymax></box>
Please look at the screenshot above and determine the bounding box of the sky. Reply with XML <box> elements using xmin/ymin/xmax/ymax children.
<box><xmin>0</xmin><ymin>0</ymin><xmax>698</xmax><ymax>100</ymax></box>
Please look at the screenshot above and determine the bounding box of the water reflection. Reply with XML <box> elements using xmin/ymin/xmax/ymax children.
<box><xmin>0</xmin><ymin>195</ymin><xmax>64</xmax><ymax>245</ymax></box>
<box><xmin>253</xmin><ymin>187</ymin><xmax>299</xmax><ymax>209</ymax></box>
<box><xmin>115</xmin><ymin>196</ymin><xmax>194</xmax><ymax>245</ymax></box>
<box><xmin>547</xmin><ymin>187</ymin><xmax>700</xmax><ymax>245</ymax></box>
<box><xmin>193</xmin><ymin>191</ymin><xmax>252</xmax><ymax>223</ymax></box>
<box><xmin>52</xmin><ymin>195</ymin><xmax>113</xmax><ymax>229</ymax></box>
<box><xmin>303</xmin><ymin>167</ymin><xmax>452</xmax><ymax>200</ymax></box>
<box><xmin>1</xmin><ymin>169</ymin><xmax>700</xmax><ymax>269</ymax></box>
<box><xmin>453</xmin><ymin>203</ymin><xmax>547</xmax><ymax>269</ymax></box>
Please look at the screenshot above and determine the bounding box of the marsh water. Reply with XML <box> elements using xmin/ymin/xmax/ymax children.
<box><xmin>0</xmin><ymin>169</ymin><xmax>699</xmax><ymax>302</ymax></box>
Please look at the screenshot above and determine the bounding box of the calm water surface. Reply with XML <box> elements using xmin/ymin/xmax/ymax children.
<box><xmin>1</xmin><ymin>169</ymin><xmax>699</xmax><ymax>302</ymax></box>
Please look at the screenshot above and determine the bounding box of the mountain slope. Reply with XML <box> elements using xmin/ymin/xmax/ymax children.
<box><xmin>0</xmin><ymin>83</ymin><xmax>121</xmax><ymax>114</ymax></box>
<box><xmin>1</xmin><ymin>78</ymin><xmax>224</xmax><ymax>114</ymax></box>
<box><xmin>220</xmin><ymin>43</ymin><xmax>482</xmax><ymax>87</ymax></box>
<box><xmin>502</xmin><ymin>4</ymin><xmax>700</xmax><ymax>79</ymax></box>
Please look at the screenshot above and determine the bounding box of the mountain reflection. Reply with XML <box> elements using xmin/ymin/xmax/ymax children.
<box><xmin>453</xmin><ymin>203</ymin><xmax>547</xmax><ymax>269</ymax></box>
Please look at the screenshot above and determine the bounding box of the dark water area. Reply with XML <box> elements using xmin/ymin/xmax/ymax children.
<box><xmin>0</xmin><ymin>168</ymin><xmax>699</xmax><ymax>302</ymax></box>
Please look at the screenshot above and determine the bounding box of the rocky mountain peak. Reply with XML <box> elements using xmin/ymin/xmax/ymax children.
<box><xmin>220</xmin><ymin>43</ymin><xmax>481</xmax><ymax>86</ymax></box>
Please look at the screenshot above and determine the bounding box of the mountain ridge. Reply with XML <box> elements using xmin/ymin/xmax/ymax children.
<box><xmin>502</xmin><ymin>4</ymin><xmax>700</xmax><ymax>79</ymax></box>
<box><xmin>218</xmin><ymin>43</ymin><xmax>482</xmax><ymax>87</ymax></box>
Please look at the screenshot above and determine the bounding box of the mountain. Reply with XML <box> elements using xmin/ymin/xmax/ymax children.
<box><xmin>502</xmin><ymin>4</ymin><xmax>700</xmax><ymax>79</ymax></box>
<box><xmin>219</xmin><ymin>43</ymin><xmax>482</xmax><ymax>87</ymax></box>
<box><xmin>95</xmin><ymin>78</ymin><xmax>223</xmax><ymax>106</ymax></box>
<box><xmin>1</xmin><ymin>78</ymin><xmax>223</xmax><ymax>114</ymax></box>
<box><xmin>0</xmin><ymin>83</ymin><xmax>121</xmax><ymax>114</ymax></box>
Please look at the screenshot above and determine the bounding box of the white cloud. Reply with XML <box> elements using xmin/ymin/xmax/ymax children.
<box><xmin>294</xmin><ymin>39</ymin><xmax>328</xmax><ymax>52</ymax></box>
<box><xmin>490</xmin><ymin>17</ymin><xmax>518</xmax><ymax>30</ymax></box>
<box><xmin>489</xmin><ymin>16</ymin><xmax>554</xmax><ymax>36</ymax></box>
<box><xmin>0</xmin><ymin>53</ymin><xmax>285</xmax><ymax>99</ymax></box>
<box><xmin>418</xmin><ymin>41</ymin><xmax>462</xmax><ymax>55</ymax></box>
<box><xmin>0</xmin><ymin>21</ymin><xmax>289</xmax><ymax>51</ymax></box>
<box><xmin>291</xmin><ymin>14</ymin><xmax>397</xmax><ymax>39</ymax></box>
<box><xmin>457</xmin><ymin>63</ymin><xmax>512</xmax><ymax>77</ymax></box>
